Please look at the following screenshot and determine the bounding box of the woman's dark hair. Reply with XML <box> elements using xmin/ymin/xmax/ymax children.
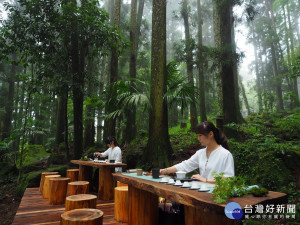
<box><xmin>105</xmin><ymin>136</ymin><xmax>119</xmax><ymax>147</ymax></box>
<box><xmin>195</xmin><ymin>121</ymin><xmax>229</xmax><ymax>150</ymax></box>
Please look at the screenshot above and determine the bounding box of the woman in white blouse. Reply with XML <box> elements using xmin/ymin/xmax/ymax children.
<box><xmin>94</xmin><ymin>136</ymin><xmax>122</xmax><ymax>163</ymax></box>
<box><xmin>94</xmin><ymin>136</ymin><xmax>122</xmax><ymax>173</ymax></box>
<box><xmin>160</xmin><ymin>121</ymin><xmax>234</xmax><ymax>183</ymax></box>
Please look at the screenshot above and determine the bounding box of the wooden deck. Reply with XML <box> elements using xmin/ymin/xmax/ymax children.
<box><xmin>12</xmin><ymin>188</ymin><xmax>128</xmax><ymax>225</ymax></box>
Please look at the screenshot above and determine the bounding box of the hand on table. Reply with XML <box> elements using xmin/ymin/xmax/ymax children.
<box><xmin>160</xmin><ymin>169</ymin><xmax>167</xmax><ymax>175</ymax></box>
<box><xmin>191</xmin><ymin>174</ymin><xmax>206</xmax><ymax>182</ymax></box>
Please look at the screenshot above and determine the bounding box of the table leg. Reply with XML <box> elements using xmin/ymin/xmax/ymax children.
<box><xmin>184</xmin><ymin>205</ymin><xmax>236</xmax><ymax>225</ymax></box>
<box><xmin>128</xmin><ymin>185</ymin><xmax>158</xmax><ymax>225</ymax></box>
<box><xmin>78</xmin><ymin>165</ymin><xmax>92</xmax><ymax>181</ymax></box>
<box><xmin>98</xmin><ymin>167</ymin><xmax>115</xmax><ymax>200</ymax></box>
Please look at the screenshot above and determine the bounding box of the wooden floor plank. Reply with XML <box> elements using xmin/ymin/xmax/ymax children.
<box><xmin>12</xmin><ymin>188</ymin><xmax>127</xmax><ymax>225</ymax></box>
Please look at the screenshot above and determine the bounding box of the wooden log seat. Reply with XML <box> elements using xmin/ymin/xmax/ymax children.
<box><xmin>66</xmin><ymin>169</ymin><xmax>79</xmax><ymax>182</ymax></box>
<box><xmin>61</xmin><ymin>208</ymin><xmax>103</xmax><ymax>225</ymax></box>
<box><xmin>43</xmin><ymin>174</ymin><xmax>61</xmax><ymax>199</ymax></box>
<box><xmin>65</xmin><ymin>194</ymin><xmax>97</xmax><ymax>211</ymax></box>
<box><xmin>49</xmin><ymin>177</ymin><xmax>71</xmax><ymax>205</ymax></box>
<box><xmin>114</xmin><ymin>186</ymin><xmax>128</xmax><ymax>222</ymax></box>
<box><xmin>67</xmin><ymin>181</ymin><xmax>89</xmax><ymax>196</ymax></box>
<box><xmin>117</xmin><ymin>181</ymin><xmax>128</xmax><ymax>187</ymax></box>
<box><xmin>39</xmin><ymin>171</ymin><xmax>59</xmax><ymax>193</ymax></box>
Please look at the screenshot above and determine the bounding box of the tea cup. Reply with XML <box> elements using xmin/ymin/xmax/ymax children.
<box><xmin>168</xmin><ymin>178</ymin><xmax>175</xmax><ymax>184</ymax></box>
<box><xmin>200</xmin><ymin>184</ymin><xmax>208</xmax><ymax>190</ymax></box>
<box><xmin>176</xmin><ymin>171</ymin><xmax>186</xmax><ymax>179</ymax></box>
<box><xmin>136</xmin><ymin>169</ymin><xmax>143</xmax><ymax>176</ymax></box>
<box><xmin>190</xmin><ymin>182</ymin><xmax>199</xmax><ymax>189</ymax></box>
<box><xmin>174</xmin><ymin>180</ymin><xmax>182</xmax><ymax>186</ymax></box>
<box><xmin>152</xmin><ymin>168</ymin><xmax>160</xmax><ymax>179</ymax></box>
<box><xmin>161</xmin><ymin>177</ymin><xmax>168</xmax><ymax>183</ymax></box>
<box><xmin>182</xmin><ymin>181</ymin><xmax>190</xmax><ymax>188</ymax></box>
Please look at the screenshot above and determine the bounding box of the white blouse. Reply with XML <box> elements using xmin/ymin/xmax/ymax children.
<box><xmin>174</xmin><ymin>145</ymin><xmax>234</xmax><ymax>179</ymax></box>
<box><xmin>101</xmin><ymin>146</ymin><xmax>122</xmax><ymax>172</ymax></box>
<box><xmin>102</xmin><ymin>146</ymin><xmax>122</xmax><ymax>162</ymax></box>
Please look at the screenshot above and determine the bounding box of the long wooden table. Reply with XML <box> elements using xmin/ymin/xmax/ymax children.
<box><xmin>71</xmin><ymin>160</ymin><xmax>127</xmax><ymax>200</ymax></box>
<box><xmin>113</xmin><ymin>173</ymin><xmax>287</xmax><ymax>225</ymax></box>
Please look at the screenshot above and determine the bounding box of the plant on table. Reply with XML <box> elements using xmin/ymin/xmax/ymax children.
<box><xmin>211</xmin><ymin>172</ymin><xmax>249</xmax><ymax>204</ymax></box>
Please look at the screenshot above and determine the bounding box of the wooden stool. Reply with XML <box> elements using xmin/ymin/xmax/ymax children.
<box><xmin>114</xmin><ymin>186</ymin><xmax>128</xmax><ymax>222</ymax></box>
<box><xmin>66</xmin><ymin>169</ymin><xmax>79</xmax><ymax>182</ymax></box>
<box><xmin>43</xmin><ymin>175</ymin><xmax>61</xmax><ymax>199</ymax></box>
<box><xmin>117</xmin><ymin>181</ymin><xmax>128</xmax><ymax>187</ymax></box>
<box><xmin>65</xmin><ymin>194</ymin><xmax>97</xmax><ymax>211</ymax></box>
<box><xmin>67</xmin><ymin>181</ymin><xmax>89</xmax><ymax>196</ymax></box>
<box><xmin>49</xmin><ymin>177</ymin><xmax>71</xmax><ymax>205</ymax></box>
<box><xmin>39</xmin><ymin>172</ymin><xmax>59</xmax><ymax>193</ymax></box>
<box><xmin>61</xmin><ymin>208</ymin><xmax>103</xmax><ymax>225</ymax></box>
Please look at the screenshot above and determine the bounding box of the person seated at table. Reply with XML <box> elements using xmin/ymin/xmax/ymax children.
<box><xmin>94</xmin><ymin>136</ymin><xmax>122</xmax><ymax>172</ymax></box>
<box><xmin>160</xmin><ymin>121</ymin><xmax>234</xmax><ymax>183</ymax></box>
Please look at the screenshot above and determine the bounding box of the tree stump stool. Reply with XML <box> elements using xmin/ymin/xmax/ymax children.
<box><xmin>49</xmin><ymin>177</ymin><xmax>71</xmax><ymax>205</ymax></box>
<box><xmin>65</xmin><ymin>194</ymin><xmax>97</xmax><ymax>211</ymax></box>
<box><xmin>114</xmin><ymin>186</ymin><xmax>128</xmax><ymax>222</ymax></box>
<box><xmin>61</xmin><ymin>208</ymin><xmax>103</xmax><ymax>225</ymax></box>
<box><xmin>43</xmin><ymin>175</ymin><xmax>61</xmax><ymax>199</ymax></box>
<box><xmin>67</xmin><ymin>181</ymin><xmax>89</xmax><ymax>196</ymax></box>
<box><xmin>39</xmin><ymin>172</ymin><xmax>59</xmax><ymax>193</ymax></box>
<box><xmin>117</xmin><ymin>181</ymin><xmax>128</xmax><ymax>187</ymax></box>
<box><xmin>66</xmin><ymin>169</ymin><xmax>79</xmax><ymax>182</ymax></box>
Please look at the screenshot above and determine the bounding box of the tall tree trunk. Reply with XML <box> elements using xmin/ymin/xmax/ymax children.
<box><xmin>104</xmin><ymin>0</ymin><xmax>121</xmax><ymax>138</ymax></box>
<box><xmin>124</xmin><ymin>0</ymin><xmax>138</xmax><ymax>144</ymax></box>
<box><xmin>287</xmin><ymin>1</ymin><xmax>300</xmax><ymax>107</ymax></box>
<box><xmin>14</xmin><ymin>68</ymin><xmax>26</xmax><ymax>165</ymax></box>
<box><xmin>213</xmin><ymin>0</ymin><xmax>238</xmax><ymax>123</ymax></box>
<box><xmin>182</xmin><ymin>0</ymin><xmax>198</xmax><ymax>130</ymax></box>
<box><xmin>231</xmin><ymin>14</ymin><xmax>244</xmax><ymax>123</ymax></box>
<box><xmin>239</xmin><ymin>76</ymin><xmax>250</xmax><ymax>116</ymax></box>
<box><xmin>136</xmin><ymin>0</ymin><xmax>145</xmax><ymax>46</ymax></box>
<box><xmin>2</xmin><ymin>54</ymin><xmax>16</xmax><ymax>140</ymax></box>
<box><xmin>265</xmin><ymin>0</ymin><xmax>284</xmax><ymax>112</ymax></box>
<box><xmin>97</xmin><ymin>56</ymin><xmax>106</xmax><ymax>143</ymax></box>
<box><xmin>197</xmin><ymin>0</ymin><xmax>207</xmax><ymax>122</ymax></box>
<box><xmin>282</xmin><ymin>4</ymin><xmax>294</xmax><ymax>109</ymax></box>
<box><xmin>108</xmin><ymin>0</ymin><xmax>115</xmax><ymax>23</ymax></box>
<box><xmin>64</xmin><ymin>87</ymin><xmax>69</xmax><ymax>161</ymax></box>
<box><xmin>71</xmin><ymin>0</ymin><xmax>83</xmax><ymax>159</ymax></box>
<box><xmin>83</xmin><ymin>54</ymin><xmax>97</xmax><ymax>149</ymax></box>
<box><xmin>252</xmin><ymin>27</ymin><xmax>263</xmax><ymax>113</ymax></box>
<box><xmin>146</xmin><ymin>0</ymin><xmax>172</xmax><ymax>168</ymax></box>
<box><xmin>169</xmin><ymin>104</ymin><xmax>178</xmax><ymax>127</ymax></box>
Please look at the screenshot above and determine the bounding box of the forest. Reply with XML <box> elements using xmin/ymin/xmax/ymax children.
<box><xmin>0</xmin><ymin>0</ymin><xmax>299</xmax><ymax>224</ymax></box>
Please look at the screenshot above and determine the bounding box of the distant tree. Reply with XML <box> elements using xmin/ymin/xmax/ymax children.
<box><xmin>104</xmin><ymin>0</ymin><xmax>121</xmax><ymax>139</ymax></box>
<box><xmin>145</xmin><ymin>0</ymin><xmax>172</xmax><ymax>168</ymax></box>
<box><xmin>197</xmin><ymin>0</ymin><xmax>207</xmax><ymax>122</ymax></box>
<box><xmin>1</xmin><ymin>54</ymin><xmax>16</xmax><ymax>140</ymax></box>
<box><xmin>124</xmin><ymin>0</ymin><xmax>138</xmax><ymax>144</ymax></box>
<box><xmin>181</xmin><ymin>0</ymin><xmax>198</xmax><ymax>130</ymax></box>
<box><xmin>264</xmin><ymin>0</ymin><xmax>284</xmax><ymax>112</ymax></box>
<box><xmin>212</xmin><ymin>0</ymin><xmax>239</xmax><ymax>123</ymax></box>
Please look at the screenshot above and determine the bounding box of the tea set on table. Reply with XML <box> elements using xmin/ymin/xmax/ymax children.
<box><xmin>159</xmin><ymin>171</ymin><xmax>212</xmax><ymax>192</ymax></box>
<box><xmin>92</xmin><ymin>154</ymin><xmax>120</xmax><ymax>164</ymax></box>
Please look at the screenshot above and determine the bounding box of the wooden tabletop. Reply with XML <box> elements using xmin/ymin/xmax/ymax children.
<box><xmin>71</xmin><ymin>160</ymin><xmax>127</xmax><ymax>168</ymax></box>
<box><xmin>113</xmin><ymin>173</ymin><xmax>287</xmax><ymax>213</ymax></box>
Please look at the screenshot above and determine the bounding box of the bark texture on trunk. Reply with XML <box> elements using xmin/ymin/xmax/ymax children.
<box><xmin>182</xmin><ymin>0</ymin><xmax>198</xmax><ymax>129</ymax></box>
<box><xmin>146</xmin><ymin>0</ymin><xmax>172</xmax><ymax>168</ymax></box>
